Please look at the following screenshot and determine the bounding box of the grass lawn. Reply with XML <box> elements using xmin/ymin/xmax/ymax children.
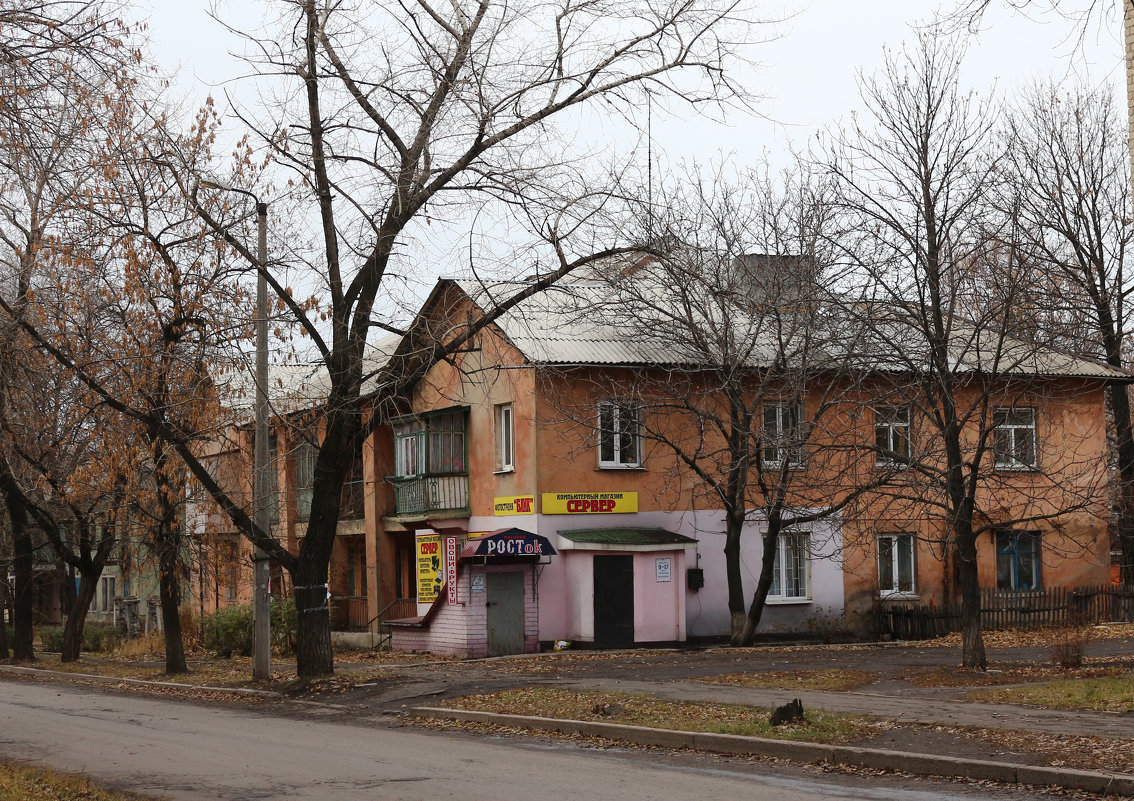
<box><xmin>0</xmin><ymin>761</ymin><xmax>150</xmax><ymax>801</ymax></box>
<box><xmin>907</xmin><ymin>660</ymin><xmax>1129</xmax><ymax>688</ymax></box>
<box><xmin>440</xmin><ymin>687</ymin><xmax>873</xmax><ymax>743</ymax></box>
<box><xmin>698</xmin><ymin>668</ymin><xmax>876</xmax><ymax>692</ymax></box>
<box><xmin>967</xmin><ymin>673</ymin><xmax>1134</xmax><ymax>712</ymax></box>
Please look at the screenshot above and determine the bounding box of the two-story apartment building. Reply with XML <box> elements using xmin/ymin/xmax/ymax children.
<box><xmin>363</xmin><ymin>263</ymin><xmax>1120</xmax><ymax>656</ymax></box>
<box><xmin>195</xmin><ymin>255</ymin><xmax>1123</xmax><ymax>658</ymax></box>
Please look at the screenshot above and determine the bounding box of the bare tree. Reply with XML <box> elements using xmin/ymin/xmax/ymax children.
<box><xmin>826</xmin><ymin>34</ymin><xmax>1113</xmax><ymax>669</ymax></box>
<box><xmin>165</xmin><ymin>0</ymin><xmax>759</xmax><ymax>677</ymax></box>
<box><xmin>545</xmin><ymin>168</ymin><xmax>896</xmax><ymax>644</ymax></box>
<box><xmin>1001</xmin><ymin>83</ymin><xmax>1134</xmax><ymax>583</ymax></box>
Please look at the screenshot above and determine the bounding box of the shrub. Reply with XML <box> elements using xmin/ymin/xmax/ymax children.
<box><xmin>1050</xmin><ymin>620</ymin><xmax>1093</xmax><ymax>669</ymax></box>
<box><xmin>201</xmin><ymin>604</ymin><xmax>253</xmax><ymax>657</ymax></box>
<box><xmin>37</xmin><ymin>623</ymin><xmax>121</xmax><ymax>654</ymax></box>
<box><xmin>83</xmin><ymin>624</ymin><xmax>122</xmax><ymax>653</ymax></box>
<box><xmin>201</xmin><ymin>599</ymin><xmax>298</xmax><ymax>658</ymax></box>
<box><xmin>38</xmin><ymin>626</ymin><xmax>64</xmax><ymax>652</ymax></box>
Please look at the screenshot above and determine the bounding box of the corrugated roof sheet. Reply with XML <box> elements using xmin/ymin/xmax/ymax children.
<box><xmin>455</xmin><ymin>267</ymin><xmax>1132</xmax><ymax>381</ymax></box>
<box><xmin>558</xmin><ymin>528</ymin><xmax>698</xmax><ymax>545</ymax></box>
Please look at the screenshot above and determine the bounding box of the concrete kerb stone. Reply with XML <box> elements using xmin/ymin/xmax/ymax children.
<box><xmin>411</xmin><ymin>707</ymin><xmax>1134</xmax><ymax>797</ymax></box>
<box><xmin>0</xmin><ymin>664</ymin><xmax>283</xmax><ymax>698</ymax></box>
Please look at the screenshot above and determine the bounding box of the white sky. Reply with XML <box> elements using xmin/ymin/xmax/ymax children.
<box><xmin>143</xmin><ymin>0</ymin><xmax>1125</xmax><ymax>166</ymax></box>
<box><xmin>138</xmin><ymin>0</ymin><xmax>1127</xmax><ymax>320</ymax></box>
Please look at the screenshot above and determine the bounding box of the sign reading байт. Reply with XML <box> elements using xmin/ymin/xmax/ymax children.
<box><xmin>416</xmin><ymin>533</ymin><xmax>443</xmax><ymax>603</ymax></box>
<box><xmin>493</xmin><ymin>495</ymin><xmax>535</xmax><ymax>515</ymax></box>
<box><xmin>541</xmin><ymin>491</ymin><xmax>638</xmax><ymax>514</ymax></box>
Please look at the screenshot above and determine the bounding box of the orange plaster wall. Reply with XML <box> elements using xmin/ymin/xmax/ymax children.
<box><xmin>840</xmin><ymin>380</ymin><xmax>1113</xmax><ymax>620</ymax></box>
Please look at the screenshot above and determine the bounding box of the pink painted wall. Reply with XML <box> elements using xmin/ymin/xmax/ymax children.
<box><xmin>633</xmin><ymin>550</ymin><xmax>687</xmax><ymax>642</ymax></box>
<box><xmin>391</xmin><ymin>561</ymin><xmax>539</xmax><ymax>658</ymax></box>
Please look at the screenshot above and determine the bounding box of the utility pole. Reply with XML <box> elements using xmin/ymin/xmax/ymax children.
<box><xmin>200</xmin><ymin>180</ymin><xmax>271</xmax><ymax>679</ymax></box>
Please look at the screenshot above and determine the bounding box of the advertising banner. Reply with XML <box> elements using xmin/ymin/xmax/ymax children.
<box><xmin>416</xmin><ymin>533</ymin><xmax>443</xmax><ymax>603</ymax></box>
<box><xmin>493</xmin><ymin>495</ymin><xmax>536</xmax><ymax>515</ymax></box>
<box><xmin>541</xmin><ymin>491</ymin><xmax>638</xmax><ymax>515</ymax></box>
<box><xmin>445</xmin><ymin>537</ymin><xmax>458</xmax><ymax>604</ymax></box>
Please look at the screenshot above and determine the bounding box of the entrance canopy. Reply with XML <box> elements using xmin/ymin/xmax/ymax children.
<box><xmin>462</xmin><ymin>528</ymin><xmax>557</xmax><ymax>559</ymax></box>
<box><xmin>557</xmin><ymin>527</ymin><xmax>696</xmax><ymax>551</ymax></box>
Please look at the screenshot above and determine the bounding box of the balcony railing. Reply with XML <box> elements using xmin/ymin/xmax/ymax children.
<box><xmin>392</xmin><ymin>474</ymin><xmax>470</xmax><ymax>518</ymax></box>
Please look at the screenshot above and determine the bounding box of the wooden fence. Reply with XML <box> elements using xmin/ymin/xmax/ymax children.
<box><xmin>872</xmin><ymin>584</ymin><xmax>1134</xmax><ymax>641</ymax></box>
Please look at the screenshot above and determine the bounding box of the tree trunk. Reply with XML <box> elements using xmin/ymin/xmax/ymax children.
<box><xmin>60</xmin><ymin>569</ymin><xmax>99</xmax><ymax>663</ymax></box>
<box><xmin>8</xmin><ymin>498</ymin><xmax>34</xmax><ymax>661</ymax></box>
<box><xmin>722</xmin><ymin>511</ymin><xmax>746</xmax><ymax>645</ymax></box>
<box><xmin>294</xmin><ymin>559</ymin><xmax>333</xmax><ymax>677</ymax></box>
<box><xmin>1106</xmin><ymin>381</ymin><xmax>1134</xmax><ymax>587</ymax></box>
<box><xmin>159</xmin><ymin>560</ymin><xmax>186</xmax><ymax>674</ymax></box>
<box><xmin>738</xmin><ymin>520</ymin><xmax>781</xmax><ymax>646</ymax></box>
<box><xmin>955</xmin><ymin>530</ymin><xmax>986</xmax><ymax>670</ymax></box>
<box><xmin>0</xmin><ymin>576</ymin><xmax>9</xmax><ymax>660</ymax></box>
<box><xmin>156</xmin><ymin>516</ymin><xmax>187</xmax><ymax>674</ymax></box>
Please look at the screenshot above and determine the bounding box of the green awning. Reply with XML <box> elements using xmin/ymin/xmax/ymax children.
<box><xmin>557</xmin><ymin>527</ymin><xmax>697</xmax><ymax>546</ymax></box>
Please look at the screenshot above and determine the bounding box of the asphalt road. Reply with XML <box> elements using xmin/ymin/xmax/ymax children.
<box><xmin>0</xmin><ymin>680</ymin><xmax>1058</xmax><ymax>801</ymax></box>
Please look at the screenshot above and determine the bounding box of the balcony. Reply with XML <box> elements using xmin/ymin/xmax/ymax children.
<box><xmin>392</xmin><ymin>474</ymin><xmax>470</xmax><ymax>519</ymax></box>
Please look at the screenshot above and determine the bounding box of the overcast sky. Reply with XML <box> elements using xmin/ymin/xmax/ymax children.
<box><xmin>143</xmin><ymin>0</ymin><xmax>1125</xmax><ymax>167</ymax></box>
<box><xmin>137</xmin><ymin>0</ymin><xmax>1126</xmax><ymax>313</ymax></box>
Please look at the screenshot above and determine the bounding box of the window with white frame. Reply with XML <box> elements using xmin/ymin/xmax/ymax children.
<box><xmin>598</xmin><ymin>401</ymin><xmax>641</xmax><ymax>468</ymax></box>
<box><xmin>878</xmin><ymin>533</ymin><xmax>916</xmax><ymax>595</ymax></box>
<box><xmin>495</xmin><ymin>403</ymin><xmax>514</xmax><ymax>472</ymax></box>
<box><xmin>767</xmin><ymin>530</ymin><xmax>810</xmax><ymax>600</ymax></box>
<box><xmin>294</xmin><ymin>439</ymin><xmax>318</xmax><ymax>522</ymax></box>
<box><xmin>993</xmin><ymin>407</ymin><xmax>1037</xmax><ymax>469</ymax></box>
<box><xmin>393</xmin><ymin>419</ymin><xmax>425</xmax><ymax>478</ymax></box>
<box><xmin>874</xmin><ymin>405</ymin><xmax>911</xmax><ymax>465</ymax></box>
<box><xmin>763</xmin><ymin>402</ymin><xmax>803</xmax><ymax>468</ymax></box>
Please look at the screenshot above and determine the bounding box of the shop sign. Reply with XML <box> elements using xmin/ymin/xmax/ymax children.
<box><xmin>445</xmin><ymin>537</ymin><xmax>459</xmax><ymax>604</ymax></box>
<box><xmin>493</xmin><ymin>495</ymin><xmax>535</xmax><ymax>515</ymax></box>
<box><xmin>655</xmin><ymin>557</ymin><xmax>672</xmax><ymax>583</ymax></box>
<box><xmin>470</xmin><ymin>530</ymin><xmax>556</xmax><ymax>557</ymax></box>
<box><xmin>541</xmin><ymin>491</ymin><xmax>638</xmax><ymax>514</ymax></box>
<box><xmin>416</xmin><ymin>533</ymin><xmax>443</xmax><ymax>603</ymax></box>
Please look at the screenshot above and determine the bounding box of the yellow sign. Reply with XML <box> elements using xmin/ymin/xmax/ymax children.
<box><xmin>541</xmin><ymin>491</ymin><xmax>638</xmax><ymax>515</ymax></box>
<box><xmin>416</xmin><ymin>534</ymin><xmax>443</xmax><ymax>602</ymax></box>
<box><xmin>494</xmin><ymin>495</ymin><xmax>536</xmax><ymax>515</ymax></box>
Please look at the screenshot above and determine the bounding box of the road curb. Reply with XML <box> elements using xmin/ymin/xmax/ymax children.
<box><xmin>411</xmin><ymin>706</ymin><xmax>1134</xmax><ymax>797</ymax></box>
<box><xmin>0</xmin><ymin>664</ymin><xmax>283</xmax><ymax>698</ymax></box>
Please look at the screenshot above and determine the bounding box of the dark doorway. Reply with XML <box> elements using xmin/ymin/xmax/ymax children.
<box><xmin>486</xmin><ymin>572</ymin><xmax>526</xmax><ymax>656</ymax></box>
<box><xmin>593</xmin><ymin>555</ymin><xmax>634</xmax><ymax>648</ymax></box>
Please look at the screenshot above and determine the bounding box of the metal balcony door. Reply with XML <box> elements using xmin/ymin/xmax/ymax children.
<box><xmin>593</xmin><ymin>555</ymin><xmax>635</xmax><ymax>648</ymax></box>
<box><xmin>486</xmin><ymin>572</ymin><xmax>526</xmax><ymax>656</ymax></box>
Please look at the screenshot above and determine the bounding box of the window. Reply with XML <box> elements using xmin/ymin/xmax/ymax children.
<box><xmin>393</xmin><ymin>419</ymin><xmax>425</xmax><ymax>478</ymax></box>
<box><xmin>993</xmin><ymin>407</ymin><xmax>1036</xmax><ymax>469</ymax></box>
<box><xmin>767</xmin><ymin>530</ymin><xmax>810</xmax><ymax>600</ymax></box>
<box><xmin>427</xmin><ymin>409</ymin><xmax>467</xmax><ymax>474</ymax></box>
<box><xmin>100</xmin><ymin>576</ymin><xmax>115</xmax><ymax>612</ymax></box>
<box><xmin>763</xmin><ymin>402</ymin><xmax>803</xmax><ymax>467</ymax></box>
<box><xmin>294</xmin><ymin>440</ymin><xmax>318</xmax><ymax>522</ymax></box>
<box><xmin>392</xmin><ymin>409</ymin><xmax>468</xmax><ymax>477</ymax></box>
<box><xmin>997</xmin><ymin>530</ymin><xmax>1041</xmax><ymax>590</ymax></box>
<box><xmin>874</xmin><ymin>406</ymin><xmax>910</xmax><ymax>465</ymax></box>
<box><xmin>598</xmin><ymin>402</ymin><xmax>641</xmax><ymax>468</ymax></box>
<box><xmin>267</xmin><ymin>435</ymin><xmax>279</xmax><ymax>525</ymax></box>
<box><xmin>495</xmin><ymin>403</ymin><xmax>514</xmax><ymax>472</ymax></box>
<box><xmin>878</xmin><ymin>534</ymin><xmax>916</xmax><ymax>595</ymax></box>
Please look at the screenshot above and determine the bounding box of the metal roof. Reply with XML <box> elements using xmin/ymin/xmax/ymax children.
<box><xmin>454</xmin><ymin>266</ymin><xmax>1132</xmax><ymax>381</ymax></box>
<box><xmin>215</xmin><ymin>333</ymin><xmax>401</xmax><ymax>415</ymax></box>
